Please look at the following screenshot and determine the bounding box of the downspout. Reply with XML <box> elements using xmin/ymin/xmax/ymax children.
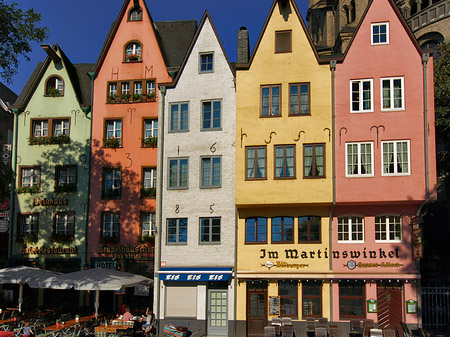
<box><xmin>415</xmin><ymin>52</ymin><xmax>430</xmax><ymax>328</ymax></box>
<box><xmin>86</xmin><ymin>72</ymin><xmax>95</xmax><ymax>269</ymax></box>
<box><xmin>329</xmin><ymin>60</ymin><xmax>337</xmax><ymax>323</ymax></box>
<box><xmin>8</xmin><ymin>109</ymin><xmax>20</xmax><ymax>263</ymax></box>
<box><xmin>234</xmin><ymin>206</ymin><xmax>238</xmax><ymax>337</ymax></box>
<box><xmin>155</xmin><ymin>85</ymin><xmax>166</xmax><ymax>332</ymax></box>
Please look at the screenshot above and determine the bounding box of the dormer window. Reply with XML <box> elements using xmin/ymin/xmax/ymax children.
<box><xmin>129</xmin><ymin>7</ymin><xmax>142</xmax><ymax>21</ymax></box>
<box><xmin>46</xmin><ymin>76</ymin><xmax>64</xmax><ymax>96</ymax></box>
<box><xmin>125</xmin><ymin>42</ymin><xmax>142</xmax><ymax>62</ymax></box>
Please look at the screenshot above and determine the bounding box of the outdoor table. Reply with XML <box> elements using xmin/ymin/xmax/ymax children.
<box><xmin>95</xmin><ymin>324</ymin><xmax>132</xmax><ymax>336</ymax></box>
<box><xmin>0</xmin><ymin>318</ymin><xmax>19</xmax><ymax>324</ymax></box>
<box><xmin>44</xmin><ymin>321</ymin><xmax>78</xmax><ymax>331</ymax></box>
<box><xmin>0</xmin><ymin>332</ymin><xmax>14</xmax><ymax>337</ymax></box>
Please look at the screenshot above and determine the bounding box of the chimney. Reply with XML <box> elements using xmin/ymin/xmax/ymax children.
<box><xmin>237</xmin><ymin>26</ymin><xmax>250</xmax><ymax>64</ymax></box>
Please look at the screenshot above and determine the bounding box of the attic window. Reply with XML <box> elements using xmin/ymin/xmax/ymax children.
<box><xmin>129</xmin><ymin>7</ymin><xmax>142</xmax><ymax>21</ymax></box>
<box><xmin>45</xmin><ymin>76</ymin><xmax>64</xmax><ymax>96</ymax></box>
<box><xmin>275</xmin><ymin>30</ymin><xmax>292</xmax><ymax>53</ymax></box>
<box><xmin>124</xmin><ymin>42</ymin><xmax>142</xmax><ymax>62</ymax></box>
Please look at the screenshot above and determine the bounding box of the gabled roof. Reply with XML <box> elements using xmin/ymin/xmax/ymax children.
<box><xmin>238</xmin><ymin>0</ymin><xmax>326</xmax><ymax>70</ymax></box>
<box><xmin>12</xmin><ymin>44</ymin><xmax>95</xmax><ymax>111</ymax></box>
<box><xmin>162</xmin><ymin>10</ymin><xmax>235</xmax><ymax>88</ymax></box>
<box><xmin>94</xmin><ymin>0</ymin><xmax>197</xmax><ymax>76</ymax></box>
<box><xmin>0</xmin><ymin>82</ymin><xmax>17</xmax><ymax>107</ymax></box>
<box><xmin>340</xmin><ymin>0</ymin><xmax>423</xmax><ymax>59</ymax></box>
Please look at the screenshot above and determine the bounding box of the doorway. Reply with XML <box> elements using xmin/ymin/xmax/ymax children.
<box><xmin>247</xmin><ymin>284</ymin><xmax>267</xmax><ymax>337</ymax></box>
<box><xmin>377</xmin><ymin>284</ymin><xmax>403</xmax><ymax>332</ymax></box>
<box><xmin>207</xmin><ymin>289</ymin><xmax>228</xmax><ymax>336</ymax></box>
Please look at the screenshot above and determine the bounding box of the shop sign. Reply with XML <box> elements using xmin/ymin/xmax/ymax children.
<box><xmin>0</xmin><ymin>198</ymin><xmax>9</xmax><ymax>211</ymax></box>
<box><xmin>0</xmin><ymin>211</ymin><xmax>9</xmax><ymax>217</ymax></box>
<box><xmin>259</xmin><ymin>247</ymin><xmax>400</xmax><ymax>260</ymax></box>
<box><xmin>98</xmin><ymin>245</ymin><xmax>154</xmax><ymax>259</ymax></box>
<box><xmin>21</xmin><ymin>246</ymin><xmax>77</xmax><ymax>255</ymax></box>
<box><xmin>94</xmin><ymin>260</ymin><xmax>118</xmax><ymax>269</ymax></box>
<box><xmin>159</xmin><ymin>267</ymin><xmax>232</xmax><ymax>281</ymax></box>
<box><xmin>0</xmin><ymin>218</ymin><xmax>9</xmax><ymax>233</ymax></box>
<box><xmin>33</xmin><ymin>198</ymin><xmax>68</xmax><ymax>207</ymax></box>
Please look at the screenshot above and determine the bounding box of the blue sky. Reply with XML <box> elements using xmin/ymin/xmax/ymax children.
<box><xmin>10</xmin><ymin>0</ymin><xmax>309</xmax><ymax>96</ymax></box>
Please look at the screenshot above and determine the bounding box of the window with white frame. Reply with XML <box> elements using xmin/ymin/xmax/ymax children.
<box><xmin>134</xmin><ymin>81</ymin><xmax>142</xmax><ymax>95</ymax></box>
<box><xmin>53</xmin><ymin>119</ymin><xmax>69</xmax><ymax>136</ymax></box>
<box><xmin>168</xmin><ymin>158</ymin><xmax>188</xmax><ymax>189</ymax></box>
<box><xmin>143</xmin><ymin>167</ymin><xmax>157</xmax><ymax>188</ymax></box>
<box><xmin>371</xmin><ymin>22</ymin><xmax>389</xmax><ymax>45</ymax></box>
<box><xmin>351</xmin><ymin>79</ymin><xmax>373</xmax><ymax>112</ymax></box>
<box><xmin>55</xmin><ymin>165</ymin><xmax>77</xmax><ymax>189</ymax></box>
<box><xmin>108</xmin><ymin>83</ymin><xmax>118</xmax><ymax>99</ymax></box>
<box><xmin>103</xmin><ymin>168</ymin><xmax>121</xmax><ymax>199</ymax></box>
<box><xmin>104</xmin><ymin>119</ymin><xmax>122</xmax><ymax>147</ymax></box>
<box><xmin>375</xmin><ymin>215</ymin><xmax>401</xmax><ymax>241</ymax></box>
<box><xmin>201</xmin><ymin>156</ymin><xmax>221</xmax><ymax>188</ymax></box>
<box><xmin>122</xmin><ymin>82</ymin><xmax>130</xmax><ymax>96</ymax></box>
<box><xmin>202</xmin><ymin>100</ymin><xmax>221</xmax><ymax>130</ymax></box>
<box><xmin>32</xmin><ymin>120</ymin><xmax>48</xmax><ymax>137</ymax></box>
<box><xmin>346</xmin><ymin>142</ymin><xmax>373</xmax><ymax>177</ymax></box>
<box><xmin>381</xmin><ymin>77</ymin><xmax>404</xmax><ymax>110</ymax></box>
<box><xmin>143</xmin><ymin>119</ymin><xmax>158</xmax><ymax>138</ymax></box>
<box><xmin>129</xmin><ymin>7</ymin><xmax>142</xmax><ymax>21</ymax></box>
<box><xmin>46</xmin><ymin>76</ymin><xmax>64</xmax><ymax>96</ymax></box>
<box><xmin>141</xmin><ymin>212</ymin><xmax>156</xmax><ymax>238</ymax></box>
<box><xmin>382</xmin><ymin>140</ymin><xmax>410</xmax><ymax>175</ymax></box>
<box><xmin>200</xmin><ymin>217</ymin><xmax>221</xmax><ymax>244</ymax></box>
<box><xmin>167</xmin><ymin>218</ymin><xmax>188</xmax><ymax>244</ymax></box>
<box><xmin>102</xmin><ymin>212</ymin><xmax>120</xmax><ymax>239</ymax></box>
<box><xmin>199</xmin><ymin>52</ymin><xmax>214</xmax><ymax>73</ymax></box>
<box><xmin>19</xmin><ymin>214</ymin><xmax>38</xmax><ymax>237</ymax></box>
<box><xmin>21</xmin><ymin>167</ymin><xmax>40</xmax><ymax>187</ymax></box>
<box><xmin>55</xmin><ymin>212</ymin><xmax>75</xmax><ymax>236</ymax></box>
<box><xmin>170</xmin><ymin>102</ymin><xmax>189</xmax><ymax>132</ymax></box>
<box><xmin>125</xmin><ymin>42</ymin><xmax>141</xmax><ymax>62</ymax></box>
<box><xmin>338</xmin><ymin>216</ymin><xmax>364</xmax><ymax>242</ymax></box>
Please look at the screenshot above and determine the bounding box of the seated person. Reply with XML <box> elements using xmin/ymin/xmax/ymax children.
<box><xmin>117</xmin><ymin>303</ymin><xmax>127</xmax><ymax>317</ymax></box>
<box><xmin>122</xmin><ymin>307</ymin><xmax>133</xmax><ymax>321</ymax></box>
<box><xmin>142</xmin><ymin>307</ymin><xmax>156</xmax><ymax>334</ymax></box>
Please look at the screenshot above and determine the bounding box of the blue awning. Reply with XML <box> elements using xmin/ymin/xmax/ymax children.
<box><xmin>158</xmin><ymin>267</ymin><xmax>233</xmax><ymax>281</ymax></box>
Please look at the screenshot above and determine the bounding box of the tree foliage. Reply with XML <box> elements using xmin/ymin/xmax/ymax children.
<box><xmin>0</xmin><ymin>158</ymin><xmax>12</xmax><ymax>201</ymax></box>
<box><xmin>0</xmin><ymin>0</ymin><xmax>48</xmax><ymax>84</ymax></box>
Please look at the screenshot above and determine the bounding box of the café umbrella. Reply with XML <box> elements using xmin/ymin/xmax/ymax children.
<box><xmin>0</xmin><ymin>266</ymin><xmax>62</xmax><ymax>312</ymax></box>
<box><xmin>28</xmin><ymin>268</ymin><xmax>153</xmax><ymax>318</ymax></box>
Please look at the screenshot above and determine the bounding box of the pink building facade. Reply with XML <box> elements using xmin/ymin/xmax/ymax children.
<box><xmin>332</xmin><ymin>0</ymin><xmax>436</xmax><ymax>331</ymax></box>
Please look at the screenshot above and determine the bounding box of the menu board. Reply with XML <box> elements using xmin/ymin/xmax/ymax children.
<box><xmin>269</xmin><ymin>296</ymin><xmax>280</xmax><ymax>316</ymax></box>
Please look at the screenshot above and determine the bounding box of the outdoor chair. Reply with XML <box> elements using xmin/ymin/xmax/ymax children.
<box><xmin>281</xmin><ymin>325</ymin><xmax>294</xmax><ymax>337</ymax></box>
<box><xmin>264</xmin><ymin>326</ymin><xmax>277</xmax><ymax>337</ymax></box>
<box><xmin>317</xmin><ymin>318</ymin><xmax>328</xmax><ymax>328</ymax></box>
<box><xmin>271</xmin><ymin>317</ymin><xmax>282</xmax><ymax>335</ymax></box>
<box><xmin>370</xmin><ymin>329</ymin><xmax>383</xmax><ymax>337</ymax></box>
<box><xmin>306</xmin><ymin>318</ymin><xmax>316</xmax><ymax>337</ymax></box>
<box><xmin>329</xmin><ymin>325</ymin><xmax>340</xmax><ymax>337</ymax></box>
<box><xmin>351</xmin><ymin>319</ymin><xmax>364</xmax><ymax>333</ymax></box>
<box><xmin>382</xmin><ymin>329</ymin><xmax>396</xmax><ymax>337</ymax></box>
<box><xmin>282</xmin><ymin>317</ymin><xmax>293</xmax><ymax>326</ymax></box>
<box><xmin>315</xmin><ymin>327</ymin><xmax>327</xmax><ymax>337</ymax></box>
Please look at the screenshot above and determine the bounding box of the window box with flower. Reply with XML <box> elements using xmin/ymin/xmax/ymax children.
<box><xmin>141</xmin><ymin>234</ymin><xmax>155</xmax><ymax>243</ymax></box>
<box><xmin>46</xmin><ymin>88</ymin><xmax>62</xmax><ymax>97</ymax></box>
<box><xmin>50</xmin><ymin>233</ymin><xmax>74</xmax><ymax>243</ymax></box>
<box><xmin>132</xmin><ymin>93</ymin><xmax>143</xmax><ymax>102</ymax></box>
<box><xmin>19</xmin><ymin>234</ymin><xmax>38</xmax><ymax>245</ymax></box>
<box><xmin>29</xmin><ymin>135</ymin><xmax>70</xmax><ymax>145</ymax></box>
<box><xmin>108</xmin><ymin>94</ymin><xmax>118</xmax><ymax>103</ymax></box>
<box><xmin>104</xmin><ymin>137</ymin><xmax>121</xmax><ymax>148</ymax></box>
<box><xmin>15</xmin><ymin>185</ymin><xmax>39</xmax><ymax>194</ymax></box>
<box><xmin>143</xmin><ymin>137</ymin><xmax>157</xmax><ymax>148</ymax></box>
<box><xmin>120</xmin><ymin>93</ymin><xmax>131</xmax><ymax>103</ymax></box>
<box><xmin>140</xmin><ymin>187</ymin><xmax>156</xmax><ymax>198</ymax></box>
<box><xmin>125</xmin><ymin>54</ymin><xmax>141</xmax><ymax>62</ymax></box>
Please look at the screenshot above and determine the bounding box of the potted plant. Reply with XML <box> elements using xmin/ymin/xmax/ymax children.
<box><xmin>147</xmin><ymin>92</ymin><xmax>156</xmax><ymax>101</ymax></box>
<box><xmin>29</xmin><ymin>136</ymin><xmax>49</xmax><ymax>145</ymax></box>
<box><xmin>75</xmin><ymin>315</ymin><xmax>80</xmax><ymax>322</ymax></box>
<box><xmin>140</xmin><ymin>187</ymin><xmax>156</xmax><ymax>198</ymax></box>
<box><xmin>47</xmin><ymin>88</ymin><xmax>61</xmax><ymax>97</ymax></box>
<box><xmin>143</xmin><ymin>136</ymin><xmax>157</xmax><ymax>148</ymax></box>
<box><xmin>15</xmin><ymin>185</ymin><xmax>39</xmax><ymax>194</ymax></box>
<box><xmin>108</xmin><ymin>94</ymin><xmax>117</xmax><ymax>102</ymax></box>
<box><xmin>133</xmin><ymin>93</ymin><xmax>142</xmax><ymax>102</ymax></box>
<box><xmin>49</xmin><ymin>135</ymin><xmax>70</xmax><ymax>144</ymax></box>
<box><xmin>56</xmin><ymin>319</ymin><xmax>60</xmax><ymax>327</ymax></box>
<box><xmin>125</xmin><ymin>54</ymin><xmax>140</xmax><ymax>62</ymax></box>
<box><xmin>120</xmin><ymin>93</ymin><xmax>130</xmax><ymax>102</ymax></box>
<box><xmin>104</xmin><ymin>137</ymin><xmax>120</xmax><ymax>148</ymax></box>
<box><xmin>21</xmin><ymin>235</ymin><xmax>38</xmax><ymax>245</ymax></box>
<box><xmin>141</xmin><ymin>234</ymin><xmax>155</xmax><ymax>243</ymax></box>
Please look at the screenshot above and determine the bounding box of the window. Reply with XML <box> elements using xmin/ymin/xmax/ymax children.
<box><xmin>146</xmin><ymin>80</ymin><xmax>156</xmax><ymax>99</ymax></box>
<box><xmin>141</xmin><ymin>212</ymin><xmax>156</xmax><ymax>238</ymax></box>
<box><xmin>261</xmin><ymin>85</ymin><xmax>281</xmax><ymax>117</ymax></box>
<box><xmin>279</xmin><ymin>280</ymin><xmax>297</xmax><ymax>317</ymax></box>
<box><xmin>289</xmin><ymin>83</ymin><xmax>310</xmax><ymax>115</ymax></box>
<box><xmin>104</xmin><ymin>119</ymin><xmax>122</xmax><ymax>147</ymax></box>
<box><xmin>168</xmin><ymin>158</ymin><xmax>188</xmax><ymax>189</ymax></box>
<box><xmin>275</xmin><ymin>30</ymin><xmax>292</xmax><ymax>53</ymax></box>
<box><xmin>19</xmin><ymin>214</ymin><xmax>38</xmax><ymax>238</ymax></box>
<box><xmin>125</xmin><ymin>42</ymin><xmax>141</xmax><ymax>62</ymax></box>
<box><xmin>381</xmin><ymin>77</ymin><xmax>404</xmax><ymax>110</ymax></box>
<box><xmin>202</xmin><ymin>100</ymin><xmax>221</xmax><ymax>130</ymax></box>
<box><xmin>375</xmin><ymin>216</ymin><xmax>401</xmax><ymax>241</ymax></box>
<box><xmin>271</xmin><ymin>216</ymin><xmax>294</xmax><ymax>243</ymax></box>
<box><xmin>167</xmin><ymin>218</ymin><xmax>188</xmax><ymax>244</ymax></box>
<box><xmin>31</xmin><ymin>119</ymin><xmax>70</xmax><ymax>139</ymax></box>
<box><xmin>55</xmin><ymin>165</ymin><xmax>77</xmax><ymax>192</ymax></box>
<box><xmin>303</xmin><ymin>281</ymin><xmax>322</xmax><ymax>317</ymax></box>
<box><xmin>122</xmin><ymin>82</ymin><xmax>130</xmax><ymax>96</ymax></box>
<box><xmin>129</xmin><ymin>7</ymin><xmax>142</xmax><ymax>21</ymax></box>
<box><xmin>20</xmin><ymin>167</ymin><xmax>40</xmax><ymax>188</ymax></box>
<box><xmin>55</xmin><ymin>212</ymin><xmax>75</xmax><ymax>236</ymax></box>
<box><xmin>200</xmin><ymin>217</ymin><xmax>221</xmax><ymax>244</ymax></box>
<box><xmin>102</xmin><ymin>168</ymin><xmax>121</xmax><ymax>199</ymax></box>
<box><xmin>339</xmin><ymin>281</ymin><xmax>365</xmax><ymax>318</ymax></box>
<box><xmin>245</xmin><ymin>217</ymin><xmax>267</xmax><ymax>243</ymax></box>
<box><xmin>199</xmin><ymin>52</ymin><xmax>214</xmax><ymax>73</ymax></box>
<box><xmin>169</xmin><ymin>102</ymin><xmax>189</xmax><ymax>132</ymax></box>
<box><xmin>143</xmin><ymin>119</ymin><xmax>158</xmax><ymax>147</ymax></box>
<box><xmin>351</xmin><ymin>79</ymin><xmax>373</xmax><ymax>112</ymax></box>
<box><xmin>275</xmin><ymin>145</ymin><xmax>295</xmax><ymax>179</ymax></box>
<box><xmin>201</xmin><ymin>156</ymin><xmax>221</xmax><ymax>188</ymax></box>
<box><xmin>346</xmin><ymin>142</ymin><xmax>373</xmax><ymax>177</ymax></box>
<box><xmin>304</xmin><ymin>144</ymin><xmax>324</xmax><ymax>178</ymax></box>
<box><xmin>371</xmin><ymin>22</ymin><xmax>389</xmax><ymax>45</ymax></box>
<box><xmin>382</xmin><ymin>140</ymin><xmax>410</xmax><ymax>175</ymax></box>
<box><xmin>142</xmin><ymin>167</ymin><xmax>156</xmax><ymax>198</ymax></box>
<box><xmin>298</xmin><ymin>216</ymin><xmax>321</xmax><ymax>243</ymax></box>
<box><xmin>338</xmin><ymin>216</ymin><xmax>364</xmax><ymax>242</ymax></box>
<box><xmin>134</xmin><ymin>81</ymin><xmax>143</xmax><ymax>96</ymax></box>
<box><xmin>102</xmin><ymin>212</ymin><xmax>120</xmax><ymax>240</ymax></box>
<box><xmin>246</xmin><ymin>146</ymin><xmax>266</xmax><ymax>180</ymax></box>
<box><xmin>108</xmin><ymin>83</ymin><xmax>118</xmax><ymax>100</ymax></box>
<box><xmin>46</xmin><ymin>76</ymin><xmax>64</xmax><ymax>96</ymax></box>
<box><xmin>108</xmin><ymin>80</ymin><xmax>155</xmax><ymax>103</ymax></box>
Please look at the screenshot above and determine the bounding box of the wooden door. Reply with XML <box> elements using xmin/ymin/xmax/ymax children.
<box><xmin>247</xmin><ymin>287</ymin><xmax>267</xmax><ymax>337</ymax></box>
<box><xmin>377</xmin><ymin>285</ymin><xmax>403</xmax><ymax>333</ymax></box>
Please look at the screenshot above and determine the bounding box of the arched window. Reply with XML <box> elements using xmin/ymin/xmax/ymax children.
<box><xmin>124</xmin><ymin>42</ymin><xmax>141</xmax><ymax>62</ymax></box>
<box><xmin>46</xmin><ymin>76</ymin><xmax>64</xmax><ymax>96</ymax></box>
<box><xmin>129</xmin><ymin>7</ymin><xmax>142</xmax><ymax>21</ymax></box>
<box><xmin>350</xmin><ymin>0</ymin><xmax>356</xmax><ymax>22</ymax></box>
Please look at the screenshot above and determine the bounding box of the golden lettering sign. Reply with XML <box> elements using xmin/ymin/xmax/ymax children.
<box><xmin>21</xmin><ymin>246</ymin><xmax>77</xmax><ymax>255</ymax></box>
<box><xmin>98</xmin><ymin>245</ymin><xmax>154</xmax><ymax>259</ymax></box>
<box><xmin>33</xmin><ymin>198</ymin><xmax>68</xmax><ymax>207</ymax></box>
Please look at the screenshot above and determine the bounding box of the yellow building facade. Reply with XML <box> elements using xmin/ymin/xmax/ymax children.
<box><xmin>235</xmin><ymin>0</ymin><xmax>333</xmax><ymax>335</ymax></box>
